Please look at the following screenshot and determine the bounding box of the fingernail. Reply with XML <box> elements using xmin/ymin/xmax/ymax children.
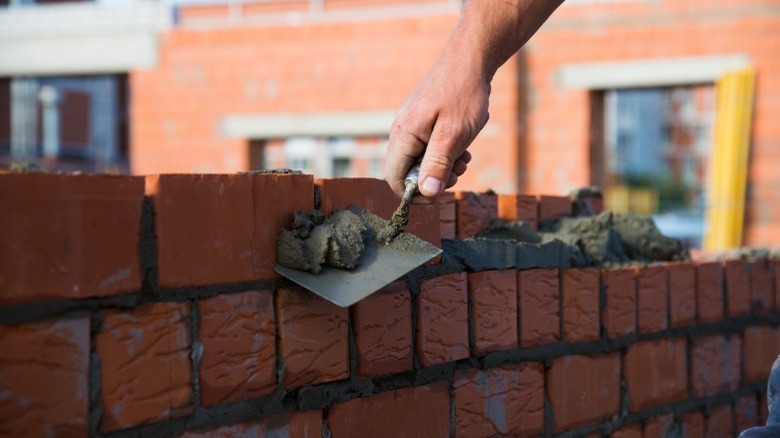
<box><xmin>421</xmin><ymin>177</ymin><xmax>442</xmax><ymax>195</ymax></box>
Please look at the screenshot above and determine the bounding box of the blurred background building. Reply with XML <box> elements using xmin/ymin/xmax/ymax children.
<box><xmin>1</xmin><ymin>0</ymin><xmax>778</xmax><ymax>248</ymax></box>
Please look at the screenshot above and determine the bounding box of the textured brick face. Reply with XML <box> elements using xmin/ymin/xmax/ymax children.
<box><xmin>416</xmin><ymin>272</ymin><xmax>469</xmax><ymax>367</ymax></box>
<box><xmin>97</xmin><ymin>302</ymin><xmax>192</xmax><ymax>432</ymax></box>
<box><xmin>743</xmin><ymin>325</ymin><xmax>780</xmax><ymax>384</ymax></box>
<box><xmin>0</xmin><ymin>318</ymin><xmax>89</xmax><ymax>437</ymax></box>
<box><xmin>750</xmin><ymin>260</ymin><xmax>775</xmax><ymax>315</ymax></box>
<box><xmin>454</xmin><ymin>363</ymin><xmax>544</xmax><ymax>438</ymax></box>
<box><xmin>498</xmin><ymin>194</ymin><xmax>538</xmax><ymax>230</ymax></box>
<box><xmin>518</xmin><ymin>268</ymin><xmax>560</xmax><ymax>346</ymax></box>
<box><xmin>180</xmin><ymin>410</ymin><xmax>322</xmax><ymax>438</ymax></box>
<box><xmin>439</xmin><ymin>192</ymin><xmax>457</xmax><ymax>239</ymax></box>
<box><xmin>0</xmin><ymin>174</ymin><xmax>143</xmax><ymax>304</ymax></box>
<box><xmin>468</xmin><ymin>270</ymin><xmax>518</xmax><ymax>355</ymax></box>
<box><xmin>276</xmin><ymin>287</ymin><xmax>349</xmax><ymax>388</ymax></box>
<box><xmin>199</xmin><ymin>290</ymin><xmax>276</xmax><ymax>406</ymax></box>
<box><xmin>611</xmin><ymin>424</ymin><xmax>642</xmax><ymax>438</ymax></box>
<box><xmin>643</xmin><ymin>414</ymin><xmax>673</xmax><ymax>437</ymax></box>
<box><xmin>456</xmin><ymin>191</ymin><xmax>498</xmax><ymax>239</ymax></box>
<box><xmin>735</xmin><ymin>394</ymin><xmax>760</xmax><ymax>432</ymax></box>
<box><xmin>538</xmin><ymin>195</ymin><xmax>572</xmax><ymax>222</ymax></box>
<box><xmin>697</xmin><ymin>262</ymin><xmax>724</xmax><ymax>323</ymax></box>
<box><xmin>668</xmin><ymin>263</ymin><xmax>696</xmax><ymax>327</ymax></box>
<box><xmin>547</xmin><ymin>354</ymin><xmax>621</xmax><ymax>433</ymax></box>
<box><xmin>147</xmin><ymin>173</ymin><xmax>314</xmax><ymax>287</ymax></box>
<box><xmin>602</xmin><ymin>268</ymin><xmax>637</xmax><ymax>338</ymax></box>
<box><xmin>691</xmin><ymin>334</ymin><xmax>742</xmax><ymax>397</ymax></box>
<box><xmin>724</xmin><ymin>260</ymin><xmax>751</xmax><ymax>317</ymax></box>
<box><xmin>562</xmin><ymin>268</ymin><xmax>600</xmax><ymax>342</ymax></box>
<box><xmin>637</xmin><ymin>266</ymin><xmax>668</xmax><ymax>333</ymax></box>
<box><xmin>327</xmin><ymin>383</ymin><xmax>450</xmax><ymax>438</ymax></box>
<box><xmin>624</xmin><ymin>339</ymin><xmax>687</xmax><ymax>411</ymax></box>
<box><xmin>682</xmin><ymin>411</ymin><xmax>705</xmax><ymax>438</ymax></box>
<box><xmin>351</xmin><ymin>281</ymin><xmax>413</xmax><ymax>378</ymax></box>
<box><xmin>707</xmin><ymin>404</ymin><xmax>734</xmax><ymax>438</ymax></box>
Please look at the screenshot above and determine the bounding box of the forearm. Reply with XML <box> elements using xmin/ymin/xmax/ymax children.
<box><xmin>441</xmin><ymin>0</ymin><xmax>565</xmax><ymax>81</ymax></box>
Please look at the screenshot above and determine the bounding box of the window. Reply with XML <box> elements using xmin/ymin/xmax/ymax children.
<box><xmin>597</xmin><ymin>85</ymin><xmax>716</xmax><ymax>247</ymax></box>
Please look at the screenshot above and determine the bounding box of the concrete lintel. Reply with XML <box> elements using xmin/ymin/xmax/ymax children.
<box><xmin>557</xmin><ymin>54</ymin><xmax>752</xmax><ymax>89</ymax></box>
<box><xmin>0</xmin><ymin>33</ymin><xmax>158</xmax><ymax>76</ymax></box>
<box><xmin>221</xmin><ymin>110</ymin><xmax>397</xmax><ymax>139</ymax></box>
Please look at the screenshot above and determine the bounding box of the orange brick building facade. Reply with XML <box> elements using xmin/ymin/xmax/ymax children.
<box><xmin>130</xmin><ymin>0</ymin><xmax>780</xmax><ymax>245</ymax></box>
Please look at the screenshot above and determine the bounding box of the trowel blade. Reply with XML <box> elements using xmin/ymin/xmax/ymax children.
<box><xmin>274</xmin><ymin>240</ymin><xmax>441</xmax><ymax>307</ymax></box>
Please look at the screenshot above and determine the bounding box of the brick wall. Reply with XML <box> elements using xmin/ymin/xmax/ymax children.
<box><xmin>1</xmin><ymin>172</ymin><xmax>779</xmax><ymax>437</ymax></box>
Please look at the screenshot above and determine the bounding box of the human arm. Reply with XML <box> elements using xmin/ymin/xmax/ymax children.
<box><xmin>384</xmin><ymin>0</ymin><xmax>565</xmax><ymax>199</ymax></box>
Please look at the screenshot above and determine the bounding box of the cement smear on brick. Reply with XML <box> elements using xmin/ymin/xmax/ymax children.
<box><xmin>377</xmin><ymin>195</ymin><xmax>411</xmax><ymax>243</ymax></box>
<box><xmin>478</xmin><ymin>211</ymin><xmax>688</xmax><ymax>267</ymax></box>
<box><xmin>277</xmin><ymin>206</ymin><xmax>432</xmax><ymax>274</ymax></box>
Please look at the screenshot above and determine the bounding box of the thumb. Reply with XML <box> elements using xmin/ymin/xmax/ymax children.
<box><xmin>418</xmin><ymin>123</ymin><xmax>463</xmax><ymax>197</ymax></box>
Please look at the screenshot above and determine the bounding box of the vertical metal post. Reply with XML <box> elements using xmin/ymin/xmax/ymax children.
<box><xmin>39</xmin><ymin>85</ymin><xmax>60</xmax><ymax>161</ymax></box>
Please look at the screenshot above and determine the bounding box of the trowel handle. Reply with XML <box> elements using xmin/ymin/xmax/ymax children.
<box><xmin>404</xmin><ymin>162</ymin><xmax>421</xmax><ymax>189</ymax></box>
<box><xmin>402</xmin><ymin>163</ymin><xmax>421</xmax><ymax>202</ymax></box>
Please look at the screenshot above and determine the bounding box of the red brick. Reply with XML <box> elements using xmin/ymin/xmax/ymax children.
<box><xmin>454</xmin><ymin>363</ymin><xmax>544</xmax><ymax>437</ymax></box>
<box><xmin>612</xmin><ymin>424</ymin><xmax>642</xmax><ymax>438</ymax></box>
<box><xmin>416</xmin><ymin>272</ymin><xmax>469</xmax><ymax>367</ymax></box>
<box><xmin>518</xmin><ymin>268</ymin><xmax>560</xmax><ymax>346</ymax></box>
<box><xmin>624</xmin><ymin>339</ymin><xmax>687</xmax><ymax>411</ymax></box>
<box><xmin>276</xmin><ymin>287</ymin><xmax>349</xmax><ymax>388</ymax></box>
<box><xmin>637</xmin><ymin>266</ymin><xmax>668</xmax><ymax>333</ymax></box>
<box><xmin>706</xmin><ymin>404</ymin><xmax>734</xmax><ymax>438</ymax></box>
<box><xmin>760</xmin><ymin>392</ymin><xmax>769</xmax><ymax>424</ymax></box>
<box><xmin>199</xmin><ymin>290</ymin><xmax>276</xmax><ymax>406</ymax></box>
<box><xmin>643</xmin><ymin>414</ymin><xmax>673</xmax><ymax>437</ymax></box>
<box><xmin>668</xmin><ymin>262</ymin><xmax>697</xmax><ymax>327</ymax></box>
<box><xmin>439</xmin><ymin>192</ymin><xmax>456</xmax><ymax>239</ymax></box>
<box><xmin>562</xmin><ymin>268</ymin><xmax>600</xmax><ymax>342</ymax></box>
<box><xmin>724</xmin><ymin>260</ymin><xmax>751</xmax><ymax>317</ymax></box>
<box><xmin>180</xmin><ymin>410</ymin><xmax>322</xmax><ymax>437</ymax></box>
<box><xmin>468</xmin><ymin>270</ymin><xmax>518</xmax><ymax>355</ymax></box>
<box><xmin>316</xmin><ymin>177</ymin><xmax>440</xmax><ymax>247</ymax></box>
<box><xmin>456</xmin><ymin>191</ymin><xmax>498</xmax><ymax>239</ymax></box>
<box><xmin>750</xmin><ymin>259</ymin><xmax>775</xmax><ymax>315</ymax></box>
<box><xmin>97</xmin><ymin>302</ymin><xmax>192</xmax><ymax>432</ymax></box>
<box><xmin>0</xmin><ymin>173</ymin><xmax>143</xmax><ymax>304</ymax></box>
<box><xmin>538</xmin><ymin>195</ymin><xmax>572</xmax><ymax>222</ymax></box>
<box><xmin>602</xmin><ymin>268</ymin><xmax>637</xmax><ymax>338</ymax></box>
<box><xmin>743</xmin><ymin>326</ymin><xmax>780</xmax><ymax>384</ymax></box>
<box><xmin>351</xmin><ymin>281</ymin><xmax>413</xmax><ymax>378</ymax></box>
<box><xmin>327</xmin><ymin>383</ymin><xmax>450</xmax><ymax>437</ymax></box>
<box><xmin>691</xmin><ymin>334</ymin><xmax>742</xmax><ymax>397</ymax></box>
<box><xmin>547</xmin><ymin>353</ymin><xmax>621</xmax><ymax>433</ymax></box>
<box><xmin>0</xmin><ymin>318</ymin><xmax>89</xmax><ymax>437</ymax></box>
<box><xmin>682</xmin><ymin>411</ymin><xmax>705</xmax><ymax>438</ymax></box>
<box><xmin>697</xmin><ymin>262</ymin><xmax>725</xmax><ymax>323</ymax></box>
<box><xmin>736</xmin><ymin>393</ymin><xmax>760</xmax><ymax>432</ymax></box>
<box><xmin>147</xmin><ymin>173</ymin><xmax>314</xmax><ymax>287</ymax></box>
<box><xmin>498</xmin><ymin>194</ymin><xmax>538</xmax><ymax>230</ymax></box>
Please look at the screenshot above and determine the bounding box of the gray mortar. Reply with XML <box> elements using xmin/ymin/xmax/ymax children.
<box><xmin>377</xmin><ymin>196</ymin><xmax>411</xmax><ymax>243</ymax></box>
<box><xmin>237</xmin><ymin>168</ymin><xmax>303</xmax><ymax>175</ymax></box>
<box><xmin>277</xmin><ymin>209</ymin><xmax>367</xmax><ymax>274</ymax></box>
<box><xmin>277</xmin><ymin>205</ymin><xmax>435</xmax><ymax>275</ymax></box>
<box><xmin>475</xmin><ymin>211</ymin><xmax>688</xmax><ymax>268</ymax></box>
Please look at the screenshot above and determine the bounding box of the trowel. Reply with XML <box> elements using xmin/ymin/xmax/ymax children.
<box><xmin>274</xmin><ymin>164</ymin><xmax>441</xmax><ymax>307</ymax></box>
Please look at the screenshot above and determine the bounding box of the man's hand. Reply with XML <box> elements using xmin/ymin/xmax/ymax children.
<box><xmin>385</xmin><ymin>57</ymin><xmax>490</xmax><ymax>200</ymax></box>
<box><xmin>384</xmin><ymin>0</ymin><xmax>564</xmax><ymax>200</ymax></box>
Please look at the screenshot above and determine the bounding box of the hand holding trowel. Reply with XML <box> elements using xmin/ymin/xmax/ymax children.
<box><xmin>274</xmin><ymin>163</ymin><xmax>440</xmax><ymax>307</ymax></box>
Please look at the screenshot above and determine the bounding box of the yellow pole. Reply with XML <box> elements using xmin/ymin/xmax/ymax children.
<box><xmin>703</xmin><ymin>69</ymin><xmax>755</xmax><ymax>250</ymax></box>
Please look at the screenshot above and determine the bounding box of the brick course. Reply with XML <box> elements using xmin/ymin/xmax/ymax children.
<box><xmin>518</xmin><ymin>268</ymin><xmax>560</xmax><ymax>346</ymax></box>
<box><xmin>416</xmin><ymin>272</ymin><xmax>469</xmax><ymax>367</ymax></box>
<box><xmin>199</xmin><ymin>290</ymin><xmax>276</xmax><ymax>405</ymax></box>
<box><xmin>0</xmin><ymin>318</ymin><xmax>90</xmax><ymax>437</ymax></box>
<box><xmin>468</xmin><ymin>270</ymin><xmax>518</xmax><ymax>355</ymax></box>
